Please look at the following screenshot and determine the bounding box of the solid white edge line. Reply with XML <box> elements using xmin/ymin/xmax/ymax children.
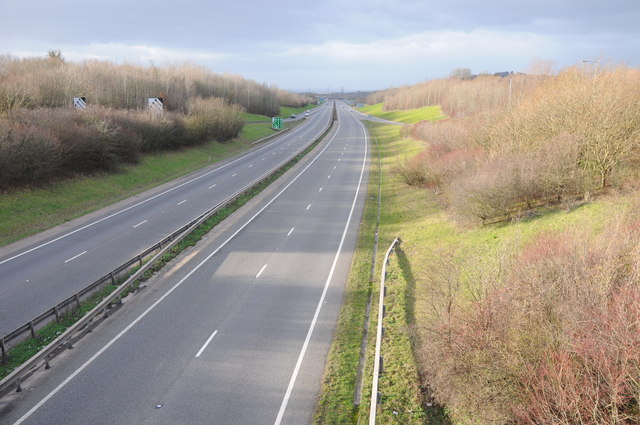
<box><xmin>64</xmin><ymin>251</ymin><xmax>87</xmax><ymax>264</ymax></box>
<box><xmin>195</xmin><ymin>330</ymin><xmax>218</xmax><ymax>358</ymax></box>
<box><xmin>2</xmin><ymin>107</ymin><xmax>333</xmax><ymax>267</ymax></box>
<box><xmin>273</xmin><ymin>112</ymin><xmax>368</xmax><ymax>425</ymax></box>
<box><xmin>0</xmin><ymin>119</ymin><xmax>320</xmax><ymax>266</ymax></box>
<box><xmin>13</xmin><ymin>115</ymin><xmax>343</xmax><ymax>425</ymax></box>
<box><xmin>256</xmin><ymin>264</ymin><xmax>267</xmax><ymax>279</ymax></box>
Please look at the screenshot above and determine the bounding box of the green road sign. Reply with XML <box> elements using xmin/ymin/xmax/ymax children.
<box><xmin>272</xmin><ymin>117</ymin><xmax>283</xmax><ymax>130</ymax></box>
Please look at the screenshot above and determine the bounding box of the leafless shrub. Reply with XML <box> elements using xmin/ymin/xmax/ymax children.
<box><xmin>418</xmin><ymin>212</ymin><xmax>640</xmax><ymax>424</ymax></box>
<box><xmin>0</xmin><ymin>55</ymin><xmax>310</xmax><ymax>115</ymax></box>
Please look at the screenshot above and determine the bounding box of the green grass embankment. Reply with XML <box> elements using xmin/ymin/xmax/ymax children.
<box><xmin>359</xmin><ymin>103</ymin><xmax>446</xmax><ymax>123</ymax></box>
<box><xmin>0</xmin><ymin>118</ymin><xmax>276</xmax><ymax>246</ymax></box>
<box><xmin>315</xmin><ymin>104</ymin><xmax>635</xmax><ymax>424</ymax></box>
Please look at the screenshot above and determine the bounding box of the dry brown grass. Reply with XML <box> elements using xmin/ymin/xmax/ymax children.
<box><xmin>391</xmin><ymin>65</ymin><xmax>640</xmax><ymax>224</ymax></box>
<box><xmin>0</xmin><ymin>55</ymin><xmax>310</xmax><ymax>116</ymax></box>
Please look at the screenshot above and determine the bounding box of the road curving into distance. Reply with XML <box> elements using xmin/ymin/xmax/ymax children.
<box><xmin>0</xmin><ymin>102</ymin><xmax>370</xmax><ymax>425</ymax></box>
<box><xmin>0</xmin><ymin>105</ymin><xmax>331</xmax><ymax>335</ymax></box>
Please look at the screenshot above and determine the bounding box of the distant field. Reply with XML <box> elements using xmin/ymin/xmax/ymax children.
<box><xmin>0</xmin><ymin>121</ymin><xmax>275</xmax><ymax>246</ymax></box>
<box><xmin>359</xmin><ymin>102</ymin><xmax>445</xmax><ymax>123</ymax></box>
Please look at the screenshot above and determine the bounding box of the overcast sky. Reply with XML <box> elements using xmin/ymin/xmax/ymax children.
<box><xmin>1</xmin><ymin>0</ymin><xmax>638</xmax><ymax>92</ymax></box>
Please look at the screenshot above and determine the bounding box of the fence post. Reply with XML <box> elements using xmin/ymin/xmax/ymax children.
<box><xmin>0</xmin><ymin>338</ymin><xmax>6</xmax><ymax>365</ymax></box>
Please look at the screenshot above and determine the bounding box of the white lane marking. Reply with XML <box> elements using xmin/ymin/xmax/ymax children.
<box><xmin>273</xmin><ymin>115</ymin><xmax>369</xmax><ymax>425</ymax></box>
<box><xmin>64</xmin><ymin>251</ymin><xmax>87</xmax><ymax>264</ymax></box>
<box><xmin>327</xmin><ymin>175</ymin><xmax>331</xmax><ymax>180</ymax></box>
<box><xmin>249</xmin><ymin>164</ymin><xmax>254</xmax><ymax>168</ymax></box>
<box><xmin>133</xmin><ymin>220</ymin><xmax>148</xmax><ymax>228</ymax></box>
<box><xmin>272</xmin><ymin>152</ymin><xmax>276</xmax><ymax>155</ymax></box>
<box><xmin>262</xmin><ymin>157</ymin><xmax>266</xmax><ymax>160</ymax></box>
<box><xmin>338</xmin><ymin>158</ymin><xmax>341</xmax><ymax>162</ymax></box>
<box><xmin>334</xmin><ymin>166</ymin><xmax>337</xmax><ymax>169</ymax></box>
<box><xmin>195</xmin><ymin>330</ymin><xmax>218</xmax><ymax>358</ymax></box>
<box><xmin>287</xmin><ymin>227</ymin><xmax>295</xmax><ymax>236</ymax></box>
<box><xmin>319</xmin><ymin>187</ymin><xmax>323</xmax><ymax>192</ymax></box>
<box><xmin>0</xmin><ymin>131</ymin><xmax>301</xmax><ymax>266</ymax></box>
<box><xmin>256</xmin><ymin>264</ymin><xmax>267</xmax><ymax>279</ymax></box>
<box><xmin>177</xmin><ymin>200</ymin><xmax>187</xmax><ymax>206</ymax></box>
<box><xmin>209</xmin><ymin>184</ymin><xmax>217</xmax><ymax>189</ymax></box>
<box><xmin>232</xmin><ymin>173</ymin><xmax>238</xmax><ymax>177</ymax></box>
<box><xmin>306</xmin><ymin>204</ymin><xmax>311</xmax><ymax>210</ymax></box>
<box><xmin>13</xmin><ymin>117</ymin><xmax>343</xmax><ymax>425</ymax></box>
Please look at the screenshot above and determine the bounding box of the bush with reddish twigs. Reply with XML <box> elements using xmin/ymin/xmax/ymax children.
<box><xmin>418</xmin><ymin>212</ymin><xmax>640</xmax><ymax>424</ymax></box>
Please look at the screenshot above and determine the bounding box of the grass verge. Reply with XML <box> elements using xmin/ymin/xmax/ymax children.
<box><xmin>359</xmin><ymin>103</ymin><xmax>446</xmax><ymax>123</ymax></box>
<box><xmin>279</xmin><ymin>103</ymin><xmax>316</xmax><ymax>117</ymax></box>
<box><xmin>0</xmin><ymin>120</ymin><xmax>330</xmax><ymax>384</ymax></box>
<box><xmin>330</xmin><ymin>121</ymin><xmax>636</xmax><ymax>424</ymax></box>
<box><xmin>0</xmin><ymin>122</ymin><xmax>277</xmax><ymax>247</ymax></box>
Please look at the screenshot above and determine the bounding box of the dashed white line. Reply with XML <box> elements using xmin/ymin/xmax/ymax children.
<box><xmin>319</xmin><ymin>187</ymin><xmax>323</xmax><ymax>192</ymax></box>
<box><xmin>209</xmin><ymin>184</ymin><xmax>217</xmax><ymax>189</ymax></box>
<box><xmin>64</xmin><ymin>251</ymin><xmax>87</xmax><ymax>264</ymax></box>
<box><xmin>287</xmin><ymin>227</ymin><xmax>295</xmax><ymax>236</ymax></box>
<box><xmin>256</xmin><ymin>264</ymin><xmax>267</xmax><ymax>279</ymax></box>
<box><xmin>133</xmin><ymin>220</ymin><xmax>148</xmax><ymax>228</ymax></box>
<box><xmin>232</xmin><ymin>173</ymin><xmax>238</xmax><ymax>177</ymax></box>
<box><xmin>195</xmin><ymin>330</ymin><xmax>218</xmax><ymax>358</ymax></box>
<box><xmin>11</xmin><ymin>115</ymin><xmax>343</xmax><ymax>425</ymax></box>
<box><xmin>327</xmin><ymin>175</ymin><xmax>331</xmax><ymax>180</ymax></box>
<box><xmin>338</xmin><ymin>158</ymin><xmax>341</xmax><ymax>162</ymax></box>
<box><xmin>272</xmin><ymin>152</ymin><xmax>276</xmax><ymax>155</ymax></box>
<box><xmin>333</xmin><ymin>166</ymin><xmax>337</xmax><ymax>169</ymax></box>
<box><xmin>177</xmin><ymin>200</ymin><xmax>187</xmax><ymax>205</ymax></box>
<box><xmin>306</xmin><ymin>204</ymin><xmax>311</xmax><ymax>210</ymax></box>
<box><xmin>249</xmin><ymin>164</ymin><xmax>254</xmax><ymax>168</ymax></box>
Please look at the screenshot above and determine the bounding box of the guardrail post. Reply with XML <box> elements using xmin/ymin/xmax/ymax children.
<box><xmin>54</xmin><ymin>305</ymin><xmax>60</xmax><ymax>323</ymax></box>
<box><xmin>15</xmin><ymin>377</ymin><xmax>22</xmax><ymax>392</ymax></box>
<box><xmin>45</xmin><ymin>354</ymin><xmax>51</xmax><ymax>370</ymax></box>
<box><xmin>74</xmin><ymin>293</ymin><xmax>81</xmax><ymax>311</ymax></box>
<box><xmin>0</xmin><ymin>338</ymin><xmax>6</xmax><ymax>364</ymax></box>
<box><xmin>28</xmin><ymin>321</ymin><xmax>36</xmax><ymax>338</ymax></box>
<box><xmin>379</xmin><ymin>355</ymin><xmax>384</xmax><ymax>375</ymax></box>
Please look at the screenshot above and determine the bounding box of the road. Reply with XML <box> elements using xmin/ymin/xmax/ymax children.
<box><xmin>0</xmin><ymin>105</ymin><xmax>331</xmax><ymax>335</ymax></box>
<box><xmin>0</xmin><ymin>103</ymin><xmax>370</xmax><ymax>425</ymax></box>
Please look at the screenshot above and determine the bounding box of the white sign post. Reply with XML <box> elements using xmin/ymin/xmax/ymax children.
<box><xmin>148</xmin><ymin>97</ymin><xmax>163</xmax><ymax>113</ymax></box>
<box><xmin>73</xmin><ymin>97</ymin><xmax>86</xmax><ymax>110</ymax></box>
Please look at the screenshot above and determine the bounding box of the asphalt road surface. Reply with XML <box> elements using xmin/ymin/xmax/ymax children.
<box><xmin>0</xmin><ymin>105</ymin><xmax>331</xmax><ymax>335</ymax></box>
<box><xmin>0</xmin><ymin>103</ymin><xmax>370</xmax><ymax>425</ymax></box>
